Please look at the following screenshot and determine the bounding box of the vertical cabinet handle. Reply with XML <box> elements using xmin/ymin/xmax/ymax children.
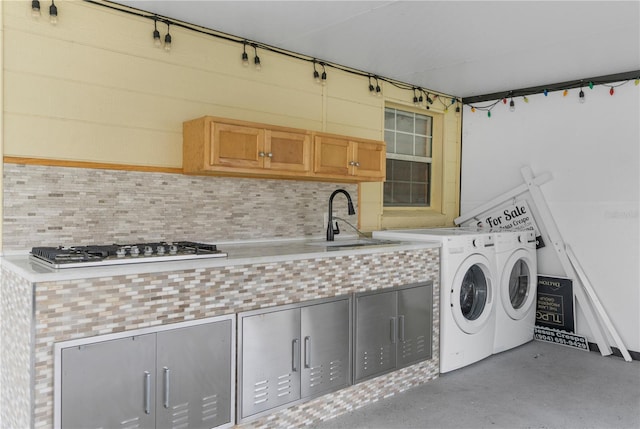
<box><xmin>292</xmin><ymin>339</ymin><xmax>299</xmax><ymax>372</ymax></box>
<box><xmin>143</xmin><ymin>371</ymin><xmax>151</xmax><ymax>415</ymax></box>
<box><xmin>304</xmin><ymin>336</ymin><xmax>311</xmax><ymax>368</ymax></box>
<box><xmin>163</xmin><ymin>367</ymin><xmax>170</xmax><ymax>409</ymax></box>
<box><xmin>390</xmin><ymin>317</ymin><xmax>397</xmax><ymax>344</ymax></box>
<box><xmin>398</xmin><ymin>315</ymin><xmax>405</xmax><ymax>342</ymax></box>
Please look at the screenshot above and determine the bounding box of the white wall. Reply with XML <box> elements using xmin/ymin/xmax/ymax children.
<box><xmin>460</xmin><ymin>82</ymin><xmax>640</xmax><ymax>352</ymax></box>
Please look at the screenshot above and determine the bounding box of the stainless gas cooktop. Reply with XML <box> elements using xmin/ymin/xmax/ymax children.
<box><xmin>30</xmin><ymin>241</ymin><xmax>227</xmax><ymax>269</ymax></box>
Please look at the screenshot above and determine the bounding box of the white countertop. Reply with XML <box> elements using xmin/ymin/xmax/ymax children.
<box><xmin>1</xmin><ymin>236</ymin><xmax>440</xmax><ymax>283</ymax></box>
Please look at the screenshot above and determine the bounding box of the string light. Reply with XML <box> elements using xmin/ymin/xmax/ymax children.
<box><xmin>31</xmin><ymin>0</ymin><xmax>41</xmax><ymax>18</ymax></box>
<box><xmin>253</xmin><ymin>45</ymin><xmax>261</xmax><ymax>71</ymax></box>
<box><xmin>375</xmin><ymin>77</ymin><xmax>382</xmax><ymax>97</ymax></box>
<box><xmin>467</xmin><ymin>76</ymin><xmax>639</xmax><ymax>118</ymax></box>
<box><xmin>163</xmin><ymin>22</ymin><xmax>172</xmax><ymax>52</ymax></box>
<box><xmin>320</xmin><ymin>62</ymin><xmax>327</xmax><ymax>85</ymax></box>
<box><xmin>152</xmin><ymin>18</ymin><xmax>161</xmax><ymax>47</ymax></box>
<box><xmin>49</xmin><ymin>0</ymin><xmax>58</xmax><ymax>25</ymax></box>
<box><xmin>241</xmin><ymin>43</ymin><xmax>249</xmax><ymax>67</ymax></box>
<box><xmin>314</xmin><ymin>61</ymin><xmax>321</xmax><ymax>84</ymax></box>
<box><xmin>413</xmin><ymin>88</ymin><xmax>420</xmax><ymax>106</ymax></box>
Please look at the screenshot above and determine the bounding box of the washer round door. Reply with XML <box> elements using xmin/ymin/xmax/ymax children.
<box><xmin>500</xmin><ymin>249</ymin><xmax>537</xmax><ymax>320</ymax></box>
<box><xmin>451</xmin><ymin>253</ymin><xmax>494</xmax><ymax>334</ymax></box>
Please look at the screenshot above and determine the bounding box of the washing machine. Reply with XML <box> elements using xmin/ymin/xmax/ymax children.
<box><xmin>492</xmin><ymin>229</ymin><xmax>538</xmax><ymax>353</ymax></box>
<box><xmin>372</xmin><ymin>228</ymin><xmax>497</xmax><ymax>373</ymax></box>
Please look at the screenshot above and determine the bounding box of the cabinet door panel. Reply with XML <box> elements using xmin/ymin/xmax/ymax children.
<box><xmin>241</xmin><ymin>309</ymin><xmax>301</xmax><ymax>419</ymax></box>
<box><xmin>212</xmin><ymin>123</ymin><xmax>264</xmax><ymax>168</ymax></box>
<box><xmin>397</xmin><ymin>284</ymin><xmax>433</xmax><ymax>368</ymax></box>
<box><xmin>265</xmin><ymin>130</ymin><xmax>311</xmax><ymax>172</ymax></box>
<box><xmin>313</xmin><ymin>136</ymin><xmax>350</xmax><ymax>176</ymax></box>
<box><xmin>354</xmin><ymin>291</ymin><xmax>397</xmax><ymax>382</ymax></box>
<box><xmin>353</xmin><ymin>141</ymin><xmax>385</xmax><ymax>179</ymax></box>
<box><xmin>61</xmin><ymin>334</ymin><xmax>156</xmax><ymax>429</ymax></box>
<box><xmin>156</xmin><ymin>321</ymin><xmax>233</xmax><ymax>429</ymax></box>
<box><xmin>301</xmin><ymin>299</ymin><xmax>351</xmax><ymax>398</ymax></box>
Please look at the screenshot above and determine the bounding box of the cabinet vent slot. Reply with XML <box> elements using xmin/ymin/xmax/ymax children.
<box><xmin>276</xmin><ymin>373</ymin><xmax>292</xmax><ymax>397</ymax></box>
<box><xmin>329</xmin><ymin>360</ymin><xmax>343</xmax><ymax>381</ymax></box>
<box><xmin>379</xmin><ymin>345</ymin><xmax>392</xmax><ymax>366</ymax></box>
<box><xmin>309</xmin><ymin>364</ymin><xmax>323</xmax><ymax>387</ymax></box>
<box><xmin>401</xmin><ymin>338</ymin><xmax>414</xmax><ymax>358</ymax></box>
<box><xmin>171</xmin><ymin>402</ymin><xmax>189</xmax><ymax>429</ymax></box>
<box><xmin>202</xmin><ymin>394</ymin><xmax>218</xmax><ymax>421</ymax></box>
<box><xmin>120</xmin><ymin>416</ymin><xmax>140</xmax><ymax>429</ymax></box>
<box><xmin>253</xmin><ymin>379</ymin><xmax>269</xmax><ymax>404</ymax></box>
<box><xmin>416</xmin><ymin>335</ymin><xmax>427</xmax><ymax>354</ymax></box>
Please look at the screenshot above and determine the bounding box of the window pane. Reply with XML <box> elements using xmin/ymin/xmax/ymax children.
<box><xmin>384</xmin><ymin>109</ymin><xmax>395</xmax><ymax>130</ymax></box>
<box><xmin>411</xmin><ymin>162</ymin><xmax>428</xmax><ymax>182</ymax></box>
<box><xmin>384</xmin><ymin>130</ymin><xmax>395</xmax><ymax>153</ymax></box>
<box><xmin>392</xmin><ymin>159</ymin><xmax>411</xmax><ymax>182</ymax></box>
<box><xmin>411</xmin><ymin>184</ymin><xmax>427</xmax><ymax>205</ymax></box>
<box><xmin>414</xmin><ymin>136</ymin><xmax>427</xmax><ymax>157</ymax></box>
<box><xmin>396</xmin><ymin>112</ymin><xmax>413</xmax><ymax>133</ymax></box>
<box><xmin>393</xmin><ymin>182</ymin><xmax>411</xmax><ymax>204</ymax></box>
<box><xmin>395</xmin><ymin>133</ymin><xmax>413</xmax><ymax>155</ymax></box>
<box><xmin>415</xmin><ymin>115</ymin><xmax>430</xmax><ymax>136</ymax></box>
<box><xmin>383</xmin><ymin>181</ymin><xmax>393</xmax><ymax>203</ymax></box>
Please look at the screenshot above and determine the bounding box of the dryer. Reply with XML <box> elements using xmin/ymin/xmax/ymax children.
<box><xmin>372</xmin><ymin>228</ymin><xmax>497</xmax><ymax>373</ymax></box>
<box><xmin>493</xmin><ymin>229</ymin><xmax>538</xmax><ymax>353</ymax></box>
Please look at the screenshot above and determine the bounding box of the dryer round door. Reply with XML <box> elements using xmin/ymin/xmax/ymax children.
<box><xmin>500</xmin><ymin>249</ymin><xmax>537</xmax><ymax>320</ymax></box>
<box><xmin>451</xmin><ymin>253</ymin><xmax>494</xmax><ymax>334</ymax></box>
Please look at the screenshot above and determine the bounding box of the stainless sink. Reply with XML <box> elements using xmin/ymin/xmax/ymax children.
<box><xmin>305</xmin><ymin>238</ymin><xmax>400</xmax><ymax>249</ymax></box>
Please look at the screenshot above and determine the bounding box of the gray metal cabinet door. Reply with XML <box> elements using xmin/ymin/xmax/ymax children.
<box><xmin>156</xmin><ymin>320</ymin><xmax>233</xmax><ymax>429</ymax></box>
<box><xmin>354</xmin><ymin>290</ymin><xmax>397</xmax><ymax>382</ymax></box>
<box><xmin>397</xmin><ymin>284</ymin><xmax>433</xmax><ymax>368</ymax></box>
<box><xmin>240</xmin><ymin>308</ymin><xmax>301</xmax><ymax>419</ymax></box>
<box><xmin>61</xmin><ymin>334</ymin><xmax>156</xmax><ymax>429</ymax></box>
<box><xmin>300</xmin><ymin>299</ymin><xmax>351</xmax><ymax>398</ymax></box>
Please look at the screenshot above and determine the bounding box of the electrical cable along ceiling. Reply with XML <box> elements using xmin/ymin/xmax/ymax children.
<box><xmin>105</xmin><ymin>1</ymin><xmax>640</xmax><ymax>100</ymax></box>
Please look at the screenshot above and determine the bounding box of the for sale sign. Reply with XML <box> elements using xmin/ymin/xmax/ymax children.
<box><xmin>465</xmin><ymin>200</ymin><xmax>545</xmax><ymax>249</ymax></box>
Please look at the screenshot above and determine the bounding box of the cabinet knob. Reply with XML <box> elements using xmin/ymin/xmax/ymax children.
<box><xmin>349</xmin><ymin>161</ymin><xmax>355</xmax><ymax>166</ymax></box>
<box><xmin>267</xmin><ymin>152</ymin><xmax>273</xmax><ymax>158</ymax></box>
<box><xmin>355</xmin><ymin>162</ymin><xmax>360</xmax><ymax>167</ymax></box>
<box><xmin>258</xmin><ymin>152</ymin><xmax>266</xmax><ymax>157</ymax></box>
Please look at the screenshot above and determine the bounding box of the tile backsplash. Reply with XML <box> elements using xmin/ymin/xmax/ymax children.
<box><xmin>2</xmin><ymin>163</ymin><xmax>358</xmax><ymax>251</ymax></box>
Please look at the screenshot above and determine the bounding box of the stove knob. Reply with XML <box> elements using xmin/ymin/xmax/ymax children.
<box><xmin>169</xmin><ymin>245</ymin><xmax>178</xmax><ymax>255</ymax></box>
<box><xmin>130</xmin><ymin>246</ymin><xmax>140</xmax><ymax>257</ymax></box>
<box><xmin>116</xmin><ymin>248</ymin><xmax>126</xmax><ymax>258</ymax></box>
<box><xmin>156</xmin><ymin>245</ymin><xmax>165</xmax><ymax>255</ymax></box>
<box><xmin>144</xmin><ymin>245</ymin><xmax>153</xmax><ymax>256</ymax></box>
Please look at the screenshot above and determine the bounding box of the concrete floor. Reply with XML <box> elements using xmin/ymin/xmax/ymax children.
<box><xmin>312</xmin><ymin>340</ymin><xmax>640</xmax><ymax>429</ymax></box>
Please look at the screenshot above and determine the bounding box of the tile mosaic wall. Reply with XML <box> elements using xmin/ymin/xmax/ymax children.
<box><xmin>2</xmin><ymin>163</ymin><xmax>358</xmax><ymax>250</ymax></box>
<box><xmin>28</xmin><ymin>248</ymin><xmax>439</xmax><ymax>428</ymax></box>
<box><xmin>0</xmin><ymin>267</ymin><xmax>34</xmax><ymax>429</ymax></box>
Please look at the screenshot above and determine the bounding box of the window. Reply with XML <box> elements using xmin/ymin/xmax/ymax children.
<box><xmin>384</xmin><ymin>107</ymin><xmax>433</xmax><ymax>207</ymax></box>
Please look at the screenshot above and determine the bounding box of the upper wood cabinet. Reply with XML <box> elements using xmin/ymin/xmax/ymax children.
<box><xmin>313</xmin><ymin>134</ymin><xmax>386</xmax><ymax>181</ymax></box>
<box><xmin>183</xmin><ymin>116</ymin><xmax>385</xmax><ymax>182</ymax></box>
<box><xmin>184</xmin><ymin>117</ymin><xmax>311</xmax><ymax>178</ymax></box>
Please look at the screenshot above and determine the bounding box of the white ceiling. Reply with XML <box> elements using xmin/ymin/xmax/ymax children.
<box><xmin>112</xmin><ymin>1</ymin><xmax>640</xmax><ymax>98</ymax></box>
